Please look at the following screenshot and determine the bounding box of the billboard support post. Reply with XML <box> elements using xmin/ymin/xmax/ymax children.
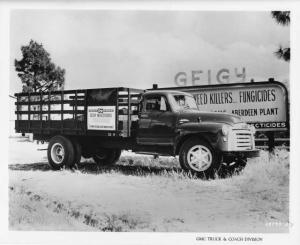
<box><xmin>267</xmin><ymin>131</ymin><xmax>275</xmax><ymax>153</ymax></box>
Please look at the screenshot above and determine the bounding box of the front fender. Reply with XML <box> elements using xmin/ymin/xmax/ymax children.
<box><xmin>177</xmin><ymin>122</ymin><xmax>223</xmax><ymax>134</ymax></box>
<box><xmin>174</xmin><ymin>122</ymin><xmax>224</xmax><ymax>154</ymax></box>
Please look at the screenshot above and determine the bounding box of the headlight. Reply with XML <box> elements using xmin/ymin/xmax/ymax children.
<box><xmin>221</xmin><ymin>125</ymin><xmax>230</xmax><ymax>136</ymax></box>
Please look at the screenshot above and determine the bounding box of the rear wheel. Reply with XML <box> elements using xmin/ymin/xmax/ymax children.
<box><xmin>93</xmin><ymin>148</ymin><xmax>121</xmax><ymax>166</ymax></box>
<box><xmin>69</xmin><ymin>138</ymin><xmax>82</xmax><ymax>168</ymax></box>
<box><xmin>179</xmin><ymin>138</ymin><xmax>221</xmax><ymax>178</ymax></box>
<box><xmin>47</xmin><ymin>135</ymin><xmax>75</xmax><ymax>170</ymax></box>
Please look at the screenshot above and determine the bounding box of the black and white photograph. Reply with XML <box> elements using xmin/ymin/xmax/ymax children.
<box><xmin>1</xmin><ymin>0</ymin><xmax>300</xmax><ymax>244</ymax></box>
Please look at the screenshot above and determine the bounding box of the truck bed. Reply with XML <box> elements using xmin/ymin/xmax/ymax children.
<box><xmin>15</xmin><ymin>87</ymin><xmax>143</xmax><ymax>138</ymax></box>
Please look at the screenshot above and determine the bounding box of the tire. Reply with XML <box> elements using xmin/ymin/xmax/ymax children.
<box><xmin>179</xmin><ymin>137</ymin><xmax>221</xmax><ymax>178</ymax></box>
<box><xmin>112</xmin><ymin>149</ymin><xmax>122</xmax><ymax>163</ymax></box>
<box><xmin>70</xmin><ymin>138</ymin><xmax>82</xmax><ymax>168</ymax></box>
<box><xmin>93</xmin><ymin>148</ymin><xmax>121</xmax><ymax>166</ymax></box>
<box><xmin>47</xmin><ymin>135</ymin><xmax>75</xmax><ymax>170</ymax></box>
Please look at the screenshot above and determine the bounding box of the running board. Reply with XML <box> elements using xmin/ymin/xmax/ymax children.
<box><xmin>134</xmin><ymin>151</ymin><xmax>173</xmax><ymax>157</ymax></box>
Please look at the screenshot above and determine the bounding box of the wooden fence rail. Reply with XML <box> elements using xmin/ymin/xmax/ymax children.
<box><xmin>255</xmin><ymin>137</ymin><xmax>290</xmax><ymax>151</ymax></box>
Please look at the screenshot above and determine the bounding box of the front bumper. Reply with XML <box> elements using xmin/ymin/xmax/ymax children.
<box><xmin>222</xmin><ymin>149</ymin><xmax>260</xmax><ymax>159</ymax></box>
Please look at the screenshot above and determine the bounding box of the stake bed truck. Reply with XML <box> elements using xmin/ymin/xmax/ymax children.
<box><xmin>15</xmin><ymin>87</ymin><xmax>259</xmax><ymax>177</ymax></box>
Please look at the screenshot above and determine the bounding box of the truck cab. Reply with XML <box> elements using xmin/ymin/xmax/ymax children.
<box><xmin>136</xmin><ymin>90</ymin><xmax>259</xmax><ymax>176</ymax></box>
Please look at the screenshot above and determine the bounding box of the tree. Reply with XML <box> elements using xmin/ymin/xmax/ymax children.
<box><xmin>15</xmin><ymin>40</ymin><xmax>65</xmax><ymax>93</ymax></box>
<box><xmin>271</xmin><ymin>11</ymin><xmax>290</xmax><ymax>26</ymax></box>
<box><xmin>274</xmin><ymin>46</ymin><xmax>290</xmax><ymax>62</ymax></box>
<box><xmin>271</xmin><ymin>11</ymin><xmax>290</xmax><ymax>62</ymax></box>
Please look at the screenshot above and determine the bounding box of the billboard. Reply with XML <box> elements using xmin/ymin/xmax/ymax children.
<box><xmin>174</xmin><ymin>81</ymin><xmax>289</xmax><ymax>131</ymax></box>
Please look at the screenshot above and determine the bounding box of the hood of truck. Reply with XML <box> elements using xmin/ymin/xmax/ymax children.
<box><xmin>177</xmin><ymin>110</ymin><xmax>242</xmax><ymax>125</ymax></box>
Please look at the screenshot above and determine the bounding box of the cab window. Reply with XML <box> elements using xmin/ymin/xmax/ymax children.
<box><xmin>144</xmin><ymin>95</ymin><xmax>169</xmax><ymax>112</ymax></box>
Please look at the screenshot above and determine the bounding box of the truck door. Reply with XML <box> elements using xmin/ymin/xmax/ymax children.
<box><xmin>137</xmin><ymin>94</ymin><xmax>176</xmax><ymax>145</ymax></box>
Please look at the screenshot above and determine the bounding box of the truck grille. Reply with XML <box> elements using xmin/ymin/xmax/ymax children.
<box><xmin>232</xmin><ymin>128</ymin><xmax>252</xmax><ymax>150</ymax></box>
<box><xmin>228</xmin><ymin>124</ymin><xmax>254</xmax><ymax>151</ymax></box>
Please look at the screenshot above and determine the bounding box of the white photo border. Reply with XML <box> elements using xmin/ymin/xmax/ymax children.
<box><xmin>0</xmin><ymin>1</ymin><xmax>299</xmax><ymax>245</ymax></box>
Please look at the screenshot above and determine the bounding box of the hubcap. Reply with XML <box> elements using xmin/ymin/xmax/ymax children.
<box><xmin>187</xmin><ymin>145</ymin><xmax>213</xmax><ymax>171</ymax></box>
<box><xmin>51</xmin><ymin>143</ymin><xmax>65</xmax><ymax>164</ymax></box>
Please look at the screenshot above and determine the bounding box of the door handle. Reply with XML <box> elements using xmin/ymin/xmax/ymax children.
<box><xmin>140</xmin><ymin>114</ymin><xmax>149</xmax><ymax>119</ymax></box>
<box><xmin>179</xmin><ymin>118</ymin><xmax>190</xmax><ymax>124</ymax></box>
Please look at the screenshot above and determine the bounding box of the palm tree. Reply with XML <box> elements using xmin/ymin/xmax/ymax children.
<box><xmin>271</xmin><ymin>11</ymin><xmax>290</xmax><ymax>62</ymax></box>
<box><xmin>271</xmin><ymin>11</ymin><xmax>290</xmax><ymax>26</ymax></box>
<box><xmin>275</xmin><ymin>46</ymin><xmax>290</xmax><ymax>62</ymax></box>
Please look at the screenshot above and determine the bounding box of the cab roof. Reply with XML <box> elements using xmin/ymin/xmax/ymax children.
<box><xmin>144</xmin><ymin>90</ymin><xmax>193</xmax><ymax>97</ymax></box>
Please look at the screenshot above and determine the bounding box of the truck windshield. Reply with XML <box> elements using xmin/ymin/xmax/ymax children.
<box><xmin>170</xmin><ymin>94</ymin><xmax>199</xmax><ymax>111</ymax></box>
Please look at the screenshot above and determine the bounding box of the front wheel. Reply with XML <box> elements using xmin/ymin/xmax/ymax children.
<box><xmin>93</xmin><ymin>148</ymin><xmax>121</xmax><ymax>166</ymax></box>
<box><xmin>179</xmin><ymin>138</ymin><xmax>221</xmax><ymax>178</ymax></box>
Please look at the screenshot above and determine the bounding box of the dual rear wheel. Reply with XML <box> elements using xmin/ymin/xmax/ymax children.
<box><xmin>92</xmin><ymin>149</ymin><xmax>122</xmax><ymax>166</ymax></box>
<box><xmin>47</xmin><ymin>135</ymin><xmax>121</xmax><ymax>170</ymax></box>
<box><xmin>47</xmin><ymin>135</ymin><xmax>76</xmax><ymax>170</ymax></box>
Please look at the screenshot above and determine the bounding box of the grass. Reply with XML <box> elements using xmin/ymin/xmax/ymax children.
<box><xmin>9</xmin><ymin>147</ymin><xmax>290</xmax><ymax>232</ymax></box>
<box><xmin>117</xmin><ymin>149</ymin><xmax>290</xmax><ymax>226</ymax></box>
<box><xmin>230</xmin><ymin>149</ymin><xmax>289</xmax><ymax>223</ymax></box>
<box><xmin>9</xmin><ymin>182</ymin><xmax>152</xmax><ymax>231</ymax></box>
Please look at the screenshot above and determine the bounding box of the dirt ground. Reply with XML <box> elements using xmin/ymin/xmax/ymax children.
<box><xmin>8</xmin><ymin>137</ymin><xmax>289</xmax><ymax>232</ymax></box>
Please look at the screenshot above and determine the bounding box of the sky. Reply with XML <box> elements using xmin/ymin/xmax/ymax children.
<box><xmin>10</xmin><ymin>10</ymin><xmax>290</xmax><ymax>94</ymax></box>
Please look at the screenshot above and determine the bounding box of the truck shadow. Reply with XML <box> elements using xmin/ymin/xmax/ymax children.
<box><xmin>9</xmin><ymin>162</ymin><xmax>51</xmax><ymax>171</ymax></box>
<box><xmin>8</xmin><ymin>161</ymin><xmax>184</xmax><ymax>177</ymax></box>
